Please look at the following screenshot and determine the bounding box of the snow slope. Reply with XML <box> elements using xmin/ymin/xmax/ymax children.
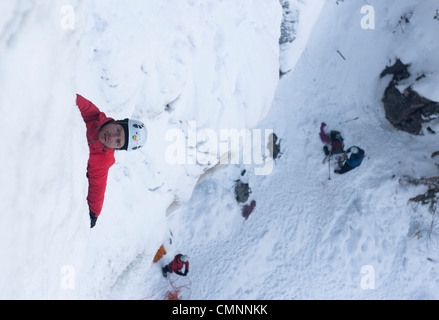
<box><xmin>2</xmin><ymin>0</ymin><xmax>439</xmax><ymax>300</ymax></box>
<box><xmin>138</xmin><ymin>0</ymin><xmax>439</xmax><ymax>300</ymax></box>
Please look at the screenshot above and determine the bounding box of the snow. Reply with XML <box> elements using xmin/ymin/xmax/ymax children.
<box><xmin>1</xmin><ymin>0</ymin><xmax>439</xmax><ymax>300</ymax></box>
<box><xmin>0</xmin><ymin>0</ymin><xmax>282</xmax><ymax>299</ymax></box>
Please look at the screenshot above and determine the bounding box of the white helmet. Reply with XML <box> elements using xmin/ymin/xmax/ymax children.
<box><xmin>126</xmin><ymin>119</ymin><xmax>147</xmax><ymax>152</ymax></box>
<box><xmin>350</xmin><ymin>147</ymin><xmax>359</xmax><ymax>154</ymax></box>
<box><xmin>179</xmin><ymin>255</ymin><xmax>189</xmax><ymax>262</ymax></box>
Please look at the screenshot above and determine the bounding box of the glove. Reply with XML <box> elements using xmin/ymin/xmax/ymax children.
<box><xmin>89</xmin><ymin>211</ymin><xmax>98</xmax><ymax>228</ymax></box>
<box><xmin>184</xmin><ymin>270</ymin><xmax>188</xmax><ymax>276</ymax></box>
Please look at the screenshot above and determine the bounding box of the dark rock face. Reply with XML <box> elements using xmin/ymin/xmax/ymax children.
<box><xmin>380</xmin><ymin>59</ymin><xmax>411</xmax><ymax>83</ymax></box>
<box><xmin>381</xmin><ymin>59</ymin><xmax>439</xmax><ymax>135</ymax></box>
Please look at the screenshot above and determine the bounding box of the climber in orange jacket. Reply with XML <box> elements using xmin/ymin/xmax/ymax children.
<box><xmin>76</xmin><ymin>94</ymin><xmax>147</xmax><ymax>228</ymax></box>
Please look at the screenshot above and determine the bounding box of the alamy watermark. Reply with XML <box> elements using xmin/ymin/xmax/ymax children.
<box><xmin>60</xmin><ymin>5</ymin><xmax>75</xmax><ymax>30</ymax></box>
<box><xmin>165</xmin><ymin>121</ymin><xmax>274</xmax><ymax>176</ymax></box>
<box><xmin>360</xmin><ymin>265</ymin><xmax>375</xmax><ymax>290</ymax></box>
<box><xmin>361</xmin><ymin>5</ymin><xmax>375</xmax><ymax>30</ymax></box>
<box><xmin>60</xmin><ymin>265</ymin><xmax>75</xmax><ymax>290</ymax></box>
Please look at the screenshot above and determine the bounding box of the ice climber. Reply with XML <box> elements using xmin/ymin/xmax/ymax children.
<box><xmin>76</xmin><ymin>94</ymin><xmax>147</xmax><ymax>228</ymax></box>
<box><xmin>162</xmin><ymin>254</ymin><xmax>189</xmax><ymax>278</ymax></box>
<box><xmin>319</xmin><ymin>122</ymin><xmax>345</xmax><ymax>156</ymax></box>
<box><xmin>334</xmin><ymin>146</ymin><xmax>365</xmax><ymax>174</ymax></box>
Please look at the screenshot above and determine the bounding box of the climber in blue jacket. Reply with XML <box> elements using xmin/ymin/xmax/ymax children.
<box><xmin>334</xmin><ymin>146</ymin><xmax>365</xmax><ymax>174</ymax></box>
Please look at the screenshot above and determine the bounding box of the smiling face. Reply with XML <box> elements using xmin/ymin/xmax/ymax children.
<box><xmin>98</xmin><ymin>123</ymin><xmax>125</xmax><ymax>150</ymax></box>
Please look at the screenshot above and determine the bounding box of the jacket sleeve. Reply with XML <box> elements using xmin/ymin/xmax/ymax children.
<box><xmin>319</xmin><ymin>123</ymin><xmax>331</xmax><ymax>144</ymax></box>
<box><xmin>76</xmin><ymin>94</ymin><xmax>101</xmax><ymax>123</ymax></box>
<box><xmin>86</xmin><ymin>152</ymin><xmax>115</xmax><ymax>217</ymax></box>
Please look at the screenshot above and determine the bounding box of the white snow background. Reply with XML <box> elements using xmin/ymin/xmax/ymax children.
<box><xmin>1</xmin><ymin>0</ymin><xmax>439</xmax><ymax>300</ymax></box>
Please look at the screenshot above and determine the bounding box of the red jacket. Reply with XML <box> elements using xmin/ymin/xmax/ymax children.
<box><xmin>171</xmin><ymin>254</ymin><xmax>189</xmax><ymax>273</ymax></box>
<box><xmin>76</xmin><ymin>94</ymin><xmax>115</xmax><ymax>217</ymax></box>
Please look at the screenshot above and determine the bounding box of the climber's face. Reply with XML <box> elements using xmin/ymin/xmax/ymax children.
<box><xmin>98</xmin><ymin>123</ymin><xmax>125</xmax><ymax>150</ymax></box>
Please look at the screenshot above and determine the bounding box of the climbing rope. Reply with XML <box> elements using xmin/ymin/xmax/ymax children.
<box><xmin>141</xmin><ymin>274</ymin><xmax>192</xmax><ymax>300</ymax></box>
